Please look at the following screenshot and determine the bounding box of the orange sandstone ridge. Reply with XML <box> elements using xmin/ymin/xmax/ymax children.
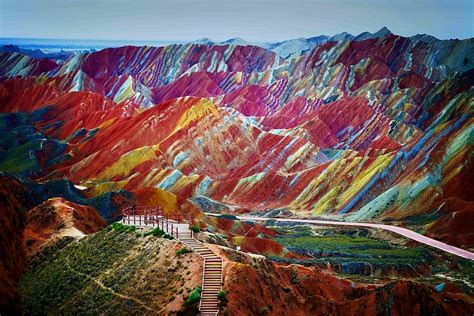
<box><xmin>24</xmin><ymin>198</ymin><xmax>107</xmax><ymax>255</ymax></box>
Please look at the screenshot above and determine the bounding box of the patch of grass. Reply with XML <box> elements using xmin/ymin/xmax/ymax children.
<box><xmin>176</xmin><ymin>248</ymin><xmax>192</xmax><ymax>256</ymax></box>
<box><xmin>19</xmin><ymin>229</ymin><xmax>140</xmax><ymax>314</ymax></box>
<box><xmin>145</xmin><ymin>227</ymin><xmax>166</xmax><ymax>237</ymax></box>
<box><xmin>110</xmin><ymin>222</ymin><xmax>137</xmax><ymax>234</ymax></box>
<box><xmin>275</xmin><ymin>231</ymin><xmax>428</xmax><ymax>259</ymax></box>
<box><xmin>19</xmin><ymin>227</ymin><xmax>194</xmax><ymax>314</ymax></box>
<box><xmin>143</xmin><ymin>227</ymin><xmax>173</xmax><ymax>239</ymax></box>
<box><xmin>272</xmin><ymin>228</ymin><xmax>432</xmax><ymax>274</ymax></box>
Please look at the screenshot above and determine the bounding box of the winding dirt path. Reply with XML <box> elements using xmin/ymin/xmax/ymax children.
<box><xmin>64</xmin><ymin>257</ymin><xmax>153</xmax><ymax>312</ymax></box>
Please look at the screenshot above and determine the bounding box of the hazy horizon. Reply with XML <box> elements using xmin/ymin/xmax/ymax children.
<box><xmin>1</xmin><ymin>0</ymin><xmax>473</xmax><ymax>42</ymax></box>
<box><xmin>0</xmin><ymin>24</ymin><xmax>472</xmax><ymax>45</ymax></box>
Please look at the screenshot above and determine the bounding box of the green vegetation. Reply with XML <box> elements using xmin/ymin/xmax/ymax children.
<box><xmin>110</xmin><ymin>222</ymin><xmax>137</xmax><ymax>233</ymax></box>
<box><xmin>19</xmin><ymin>227</ymin><xmax>198</xmax><ymax>314</ymax></box>
<box><xmin>190</xmin><ymin>225</ymin><xmax>201</xmax><ymax>233</ymax></box>
<box><xmin>109</xmin><ymin>223</ymin><xmax>174</xmax><ymax>239</ymax></box>
<box><xmin>144</xmin><ymin>227</ymin><xmax>174</xmax><ymax>239</ymax></box>
<box><xmin>185</xmin><ymin>286</ymin><xmax>202</xmax><ymax>305</ymax></box>
<box><xmin>271</xmin><ymin>226</ymin><xmax>432</xmax><ymax>274</ymax></box>
<box><xmin>0</xmin><ymin>140</ymin><xmax>40</xmax><ymax>174</ymax></box>
<box><xmin>176</xmin><ymin>247</ymin><xmax>192</xmax><ymax>256</ymax></box>
<box><xmin>218</xmin><ymin>290</ymin><xmax>228</xmax><ymax>303</ymax></box>
<box><xmin>268</xmin><ymin>226</ymin><xmax>474</xmax><ymax>292</ymax></box>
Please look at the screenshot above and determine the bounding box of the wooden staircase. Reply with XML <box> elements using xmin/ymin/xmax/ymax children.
<box><xmin>180</xmin><ymin>237</ymin><xmax>222</xmax><ymax>316</ymax></box>
<box><xmin>120</xmin><ymin>211</ymin><xmax>223</xmax><ymax>315</ymax></box>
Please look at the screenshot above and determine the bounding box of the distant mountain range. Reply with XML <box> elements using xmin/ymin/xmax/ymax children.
<box><xmin>188</xmin><ymin>27</ymin><xmax>451</xmax><ymax>58</ymax></box>
<box><xmin>0</xmin><ymin>44</ymin><xmax>75</xmax><ymax>60</ymax></box>
<box><xmin>3</xmin><ymin>27</ymin><xmax>465</xmax><ymax>60</ymax></box>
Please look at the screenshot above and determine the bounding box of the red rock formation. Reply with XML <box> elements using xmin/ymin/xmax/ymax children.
<box><xmin>220</xmin><ymin>249</ymin><xmax>474</xmax><ymax>316</ymax></box>
<box><xmin>152</xmin><ymin>71</ymin><xmax>224</xmax><ymax>104</ymax></box>
<box><xmin>427</xmin><ymin>198</ymin><xmax>474</xmax><ymax>248</ymax></box>
<box><xmin>24</xmin><ymin>198</ymin><xmax>107</xmax><ymax>255</ymax></box>
<box><xmin>0</xmin><ymin>51</ymin><xmax>59</xmax><ymax>77</ymax></box>
<box><xmin>0</xmin><ymin>175</ymin><xmax>31</xmax><ymax>314</ymax></box>
<box><xmin>236</xmin><ymin>237</ymin><xmax>285</xmax><ymax>257</ymax></box>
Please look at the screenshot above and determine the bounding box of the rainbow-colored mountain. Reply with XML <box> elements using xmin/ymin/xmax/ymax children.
<box><xmin>1</xmin><ymin>31</ymin><xmax>473</xmax><ymax>248</ymax></box>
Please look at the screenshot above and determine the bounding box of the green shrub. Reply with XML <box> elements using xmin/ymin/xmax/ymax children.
<box><xmin>190</xmin><ymin>225</ymin><xmax>200</xmax><ymax>233</ymax></box>
<box><xmin>185</xmin><ymin>286</ymin><xmax>202</xmax><ymax>305</ymax></box>
<box><xmin>176</xmin><ymin>248</ymin><xmax>192</xmax><ymax>256</ymax></box>
<box><xmin>110</xmin><ymin>222</ymin><xmax>136</xmax><ymax>233</ymax></box>
<box><xmin>143</xmin><ymin>227</ymin><xmax>175</xmax><ymax>239</ymax></box>
<box><xmin>144</xmin><ymin>227</ymin><xmax>165</xmax><ymax>237</ymax></box>
<box><xmin>152</xmin><ymin>228</ymin><xmax>165</xmax><ymax>237</ymax></box>
<box><xmin>217</xmin><ymin>290</ymin><xmax>227</xmax><ymax>302</ymax></box>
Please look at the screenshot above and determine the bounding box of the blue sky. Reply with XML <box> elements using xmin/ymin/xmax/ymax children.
<box><xmin>0</xmin><ymin>0</ymin><xmax>472</xmax><ymax>41</ymax></box>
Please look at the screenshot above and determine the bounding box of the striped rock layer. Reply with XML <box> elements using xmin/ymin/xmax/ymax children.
<box><xmin>0</xmin><ymin>33</ymin><xmax>473</xmax><ymax>245</ymax></box>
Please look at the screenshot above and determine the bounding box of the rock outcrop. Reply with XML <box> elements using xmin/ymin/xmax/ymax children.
<box><xmin>24</xmin><ymin>198</ymin><xmax>107</xmax><ymax>256</ymax></box>
<box><xmin>0</xmin><ymin>175</ymin><xmax>31</xmax><ymax>314</ymax></box>
<box><xmin>218</xmin><ymin>248</ymin><xmax>474</xmax><ymax>315</ymax></box>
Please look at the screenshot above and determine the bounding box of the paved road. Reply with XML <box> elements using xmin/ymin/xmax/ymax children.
<box><xmin>206</xmin><ymin>214</ymin><xmax>474</xmax><ymax>261</ymax></box>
